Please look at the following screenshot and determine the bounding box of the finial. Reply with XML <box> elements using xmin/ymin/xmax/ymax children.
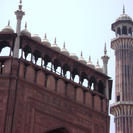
<box><xmin>104</xmin><ymin>42</ymin><xmax>107</xmax><ymax>55</ymax></box>
<box><xmin>123</xmin><ymin>5</ymin><xmax>125</xmax><ymax>14</ymax></box>
<box><xmin>44</xmin><ymin>33</ymin><xmax>47</xmax><ymax>39</ymax></box>
<box><xmin>63</xmin><ymin>42</ymin><xmax>66</xmax><ymax>48</ymax></box>
<box><xmin>97</xmin><ymin>60</ymin><xmax>99</xmax><ymax>66</ymax></box>
<box><xmin>19</xmin><ymin>0</ymin><xmax>22</xmax><ymax>10</ymax></box>
<box><xmin>25</xmin><ymin>22</ymin><xmax>27</xmax><ymax>29</ymax></box>
<box><xmin>81</xmin><ymin>51</ymin><xmax>83</xmax><ymax>57</ymax></box>
<box><xmin>89</xmin><ymin>56</ymin><xmax>91</xmax><ymax>62</ymax></box>
<box><xmin>20</xmin><ymin>0</ymin><xmax>22</xmax><ymax>4</ymax></box>
<box><xmin>54</xmin><ymin>37</ymin><xmax>56</xmax><ymax>44</ymax></box>
<box><xmin>8</xmin><ymin>20</ymin><xmax>10</xmax><ymax>26</ymax></box>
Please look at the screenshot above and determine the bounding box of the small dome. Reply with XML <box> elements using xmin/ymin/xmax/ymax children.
<box><xmin>51</xmin><ymin>38</ymin><xmax>60</xmax><ymax>51</ymax></box>
<box><xmin>21</xmin><ymin>22</ymin><xmax>31</xmax><ymax>37</ymax></box>
<box><xmin>87</xmin><ymin>56</ymin><xmax>95</xmax><ymax>68</ymax></box>
<box><xmin>78</xmin><ymin>52</ymin><xmax>87</xmax><ymax>64</ymax></box>
<box><xmin>1</xmin><ymin>21</ymin><xmax>14</xmax><ymax>34</ymax></box>
<box><xmin>116</xmin><ymin>14</ymin><xmax>132</xmax><ymax>21</ymax></box>
<box><xmin>95</xmin><ymin>60</ymin><xmax>103</xmax><ymax>72</ymax></box>
<box><xmin>31</xmin><ymin>34</ymin><xmax>41</xmax><ymax>42</ymax></box>
<box><xmin>42</xmin><ymin>33</ymin><xmax>51</xmax><ymax>47</ymax></box>
<box><xmin>70</xmin><ymin>53</ymin><xmax>78</xmax><ymax>60</ymax></box>
<box><xmin>61</xmin><ymin>42</ymin><xmax>69</xmax><ymax>56</ymax></box>
<box><xmin>116</xmin><ymin>7</ymin><xmax>132</xmax><ymax>22</ymax></box>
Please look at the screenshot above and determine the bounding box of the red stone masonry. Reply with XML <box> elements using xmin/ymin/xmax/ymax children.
<box><xmin>0</xmin><ymin>33</ymin><xmax>112</xmax><ymax>133</ymax></box>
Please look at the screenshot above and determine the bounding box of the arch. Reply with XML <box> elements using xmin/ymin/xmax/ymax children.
<box><xmin>0</xmin><ymin>41</ymin><xmax>10</xmax><ymax>53</ymax></box>
<box><xmin>47</xmin><ymin>75</ymin><xmax>56</xmax><ymax>91</ymax></box>
<box><xmin>80</xmin><ymin>72</ymin><xmax>88</xmax><ymax>83</ymax></box>
<box><xmin>53</xmin><ymin>59</ymin><xmax>61</xmax><ymax>72</ymax></box>
<box><xmin>44</xmin><ymin>54</ymin><xmax>51</xmax><ymax>67</ymax></box>
<box><xmin>82</xmin><ymin>78</ymin><xmax>88</xmax><ymax>87</ymax></box>
<box><xmin>74</xmin><ymin>74</ymin><xmax>80</xmax><ymax>83</ymax></box>
<box><xmin>89</xmin><ymin>76</ymin><xmax>96</xmax><ymax>90</ymax></box>
<box><xmin>71</xmin><ymin>68</ymin><xmax>79</xmax><ymax>80</ymax></box>
<box><xmin>98</xmin><ymin>80</ymin><xmax>104</xmax><ymax>95</ymax></box>
<box><xmin>33</xmin><ymin>50</ymin><xmax>41</xmax><ymax>64</ymax></box>
<box><xmin>117</xmin><ymin>27</ymin><xmax>121</xmax><ymax>35</ymax></box>
<box><xmin>62</xmin><ymin>63</ymin><xmax>70</xmax><ymax>76</ymax></box>
<box><xmin>128</xmin><ymin>27</ymin><xmax>132</xmax><ymax>35</ymax></box>
<box><xmin>66</xmin><ymin>71</ymin><xmax>71</xmax><ymax>79</ymax></box>
<box><xmin>23</xmin><ymin>45</ymin><xmax>32</xmax><ymax>59</ymax></box>
<box><xmin>122</xmin><ymin>26</ymin><xmax>127</xmax><ymax>35</ymax></box>
<box><xmin>46</xmin><ymin>127</ymin><xmax>69</xmax><ymax>133</ymax></box>
<box><xmin>0</xmin><ymin>46</ymin><xmax>10</xmax><ymax>56</ymax></box>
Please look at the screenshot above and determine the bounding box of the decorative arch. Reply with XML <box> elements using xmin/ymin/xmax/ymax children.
<box><xmin>23</xmin><ymin>45</ymin><xmax>32</xmax><ymax>59</ymax></box>
<box><xmin>89</xmin><ymin>76</ymin><xmax>96</xmax><ymax>90</ymax></box>
<box><xmin>122</xmin><ymin>26</ymin><xmax>127</xmax><ymax>35</ymax></box>
<box><xmin>0</xmin><ymin>41</ymin><xmax>11</xmax><ymax>56</ymax></box>
<box><xmin>33</xmin><ymin>50</ymin><xmax>41</xmax><ymax>64</ymax></box>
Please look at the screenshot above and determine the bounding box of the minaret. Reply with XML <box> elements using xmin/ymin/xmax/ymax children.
<box><xmin>13</xmin><ymin>0</ymin><xmax>25</xmax><ymax>58</ymax></box>
<box><xmin>101</xmin><ymin>43</ymin><xmax>109</xmax><ymax>75</ymax></box>
<box><xmin>110</xmin><ymin>7</ymin><xmax>133</xmax><ymax>133</ymax></box>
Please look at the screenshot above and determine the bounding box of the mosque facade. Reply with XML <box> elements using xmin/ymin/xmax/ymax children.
<box><xmin>0</xmin><ymin>1</ymin><xmax>113</xmax><ymax>133</ymax></box>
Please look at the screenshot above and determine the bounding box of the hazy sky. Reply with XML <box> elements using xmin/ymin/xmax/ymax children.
<box><xmin>0</xmin><ymin>0</ymin><xmax>133</xmax><ymax>132</ymax></box>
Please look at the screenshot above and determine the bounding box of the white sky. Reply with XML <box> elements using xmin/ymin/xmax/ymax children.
<box><xmin>1</xmin><ymin>0</ymin><xmax>133</xmax><ymax>132</ymax></box>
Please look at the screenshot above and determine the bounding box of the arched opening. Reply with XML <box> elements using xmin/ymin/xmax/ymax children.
<box><xmin>117</xmin><ymin>27</ymin><xmax>121</xmax><ymax>35</ymax></box>
<box><xmin>56</xmin><ymin>66</ymin><xmax>62</xmax><ymax>75</ymax></box>
<box><xmin>46</xmin><ymin>127</ymin><xmax>69</xmax><ymax>133</ymax></box>
<box><xmin>82</xmin><ymin>79</ymin><xmax>88</xmax><ymax>87</ymax></box>
<box><xmin>66</xmin><ymin>71</ymin><xmax>71</xmax><ymax>79</ymax></box>
<box><xmin>23</xmin><ymin>45</ymin><xmax>32</xmax><ymax>60</ymax></box>
<box><xmin>122</xmin><ymin>26</ymin><xmax>127</xmax><ymax>35</ymax></box>
<box><xmin>128</xmin><ymin>27</ymin><xmax>132</xmax><ymax>36</ymax></box>
<box><xmin>33</xmin><ymin>50</ymin><xmax>41</xmax><ymax>65</ymax></box>
<box><xmin>47</xmin><ymin>62</ymin><xmax>52</xmax><ymax>71</ymax></box>
<box><xmin>26</xmin><ymin>53</ymin><xmax>32</xmax><ymax>61</ymax></box>
<box><xmin>98</xmin><ymin>80</ymin><xmax>104</xmax><ymax>95</ymax></box>
<box><xmin>0</xmin><ymin>46</ymin><xmax>10</xmax><ymax>56</ymax></box>
<box><xmin>62</xmin><ymin>63</ymin><xmax>70</xmax><ymax>78</ymax></box>
<box><xmin>74</xmin><ymin>74</ymin><xmax>80</xmax><ymax>83</ymax></box>
<box><xmin>0</xmin><ymin>41</ymin><xmax>11</xmax><ymax>56</ymax></box>
<box><xmin>89</xmin><ymin>76</ymin><xmax>96</xmax><ymax>91</ymax></box>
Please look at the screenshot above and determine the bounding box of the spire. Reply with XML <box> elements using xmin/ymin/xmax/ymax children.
<box><xmin>89</xmin><ymin>56</ymin><xmax>91</xmax><ymax>62</ymax></box>
<box><xmin>54</xmin><ymin>37</ymin><xmax>56</xmax><ymax>44</ymax></box>
<box><xmin>97</xmin><ymin>60</ymin><xmax>100</xmax><ymax>66</ymax></box>
<box><xmin>101</xmin><ymin>43</ymin><xmax>110</xmax><ymax>75</ymax></box>
<box><xmin>8</xmin><ymin>20</ymin><xmax>10</xmax><ymax>26</ymax></box>
<box><xmin>63</xmin><ymin>42</ymin><xmax>66</xmax><ymax>48</ymax></box>
<box><xmin>123</xmin><ymin>5</ymin><xmax>125</xmax><ymax>14</ymax></box>
<box><xmin>104</xmin><ymin>42</ymin><xmax>107</xmax><ymax>55</ymax></box>
<box><xmin>25</xmin><ymin>22</ymin><xmax>27</xmax><ymax>29</ymax></box>
<box><xmin>81</xmin><ymin>51</ymin><xmax>83</xmax><ymax>57</ymax></box>
<box><xmin>44</xmin><ymin>33</ymin><xmax>47</xmax><ymax>39</ymax></box>
<box><xmin>19</xmin><ymin>0</ymin><xmax>22</xmax><ymax>10</ymax></box>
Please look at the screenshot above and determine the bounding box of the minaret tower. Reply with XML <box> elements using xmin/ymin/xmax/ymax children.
<box><xmin>110</xmin><ymin>6</ymin><xmax>133</xmax><ymax>133</ymax></box>
<box><xmin>101</xmin><ymin>43</ymin><xmax>109</xmax><ymax>75</ymax></box>
<box><xmin>13</xmin><ymin>0</ymin><xmax>25</xmax><ymax>58</ymax></box>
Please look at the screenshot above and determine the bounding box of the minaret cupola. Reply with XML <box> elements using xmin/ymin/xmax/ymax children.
<box><xmin>112</xmin><ymin>6</ymin><xmax>133</xmax><ymax>37</ymax></box>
